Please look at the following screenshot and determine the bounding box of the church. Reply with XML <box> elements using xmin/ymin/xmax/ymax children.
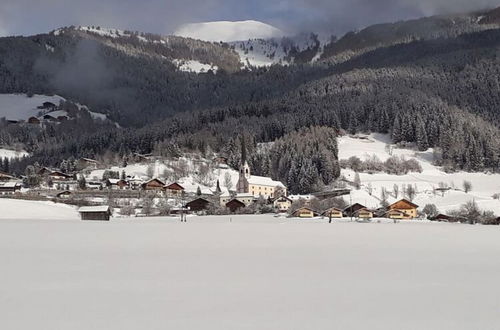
<box><xmin>235</xmin><ymin>140</ymin><xmax>287</xmax><ymax>199</ymax></box>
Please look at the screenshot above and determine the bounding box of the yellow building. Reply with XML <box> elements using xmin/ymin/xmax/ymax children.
<box><xmin>322</xmin><ymin>207</ymin><xmax>343</xmax><ymax>218</ymax></box>
<box><xmin>273</xmin><ymin>196</ymin><xmax>293</xmax><ymax>212</ymax></box>
<box><xmin>236</xmin><ymin>161</ymin><xmax>287</xmax><ymax>199</ymax></box>
<box><xmin>389</xmin><ymin>199</ymin><xmax>419</xmax><ymax>219</ymax></box>
<box><xmin>292</xmin><ymin>207</ymin><xmax>319</xmax><ymax>218</ymax></box>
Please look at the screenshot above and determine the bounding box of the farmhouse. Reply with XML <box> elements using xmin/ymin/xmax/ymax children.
<box><xmin>354</xmin><ymin>208</ymin><xmax>374</xmax><ymax>220</ymax></box>
<box><xmin>291</xmin><ymin>207</ymin><xmax>319</xmax><ymax>218</ymax></box>
<box><xmin>78</xmin><ymin>206</ymin><xmax>112</xmax><ymax>221</ymax></box>
<box><xmin>186</xmin><ymin>198</ymin><xmax>211</xmax><ymax>212</ymax></box>
<box><xmin>389</xmin><ymin>199</ymin><xmax>419</xmax><ymax>219</ymax></box>
<box><xmin>322</xmin><ymin>207</ymin><xmax>344</xmax><ymax>219</ymax></box>
<box><xmin>48</xmin><ymin>171</ymin><xmax>73</xmax><ymax>181</ymax></box>
<box><xmin>343</xmin><ymin>203</ymin><xmax>367</xmax><ymax>217</ymax></box>
<box><xmin>273</xmin><ymin>195</ymin><xmax>293</xmax><ymax>212</ymax></box>
<box><xmin>142</xmin><ymin>178</ymin><xmax>165</xmax><ymax>191</ymax></box>
<box><xmin>165</xmin><ymin>182</ymin><xmax>185</xmax><ymax>196</ymax></box>
<box><xmin>385</xmin><ymin>209</ymin><xmax>406</xmax><ymax>219</ymax></box>
<box><xmin>28</xmin><ymin>116</ymin><xmax>40</xmax><ymax>124</ymax></box>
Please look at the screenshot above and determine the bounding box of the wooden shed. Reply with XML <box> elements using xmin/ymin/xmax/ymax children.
<box><xmin>186</xmin><ymin>198</ymin><xmax>211</xmax><ymax>212</ymax></box>
<box><xmin>226</xmin><ymin>199</ymin><xmax>246</xmax><ymax>213</ymax></box>
<box><xmin>78</xmin><ymin>206</ymin><xmax>112</xmax><ymax>221</ymax></box>
<box><xmin>354</xmin><ymin>208</ymin><xmax>374</xmax><ymax>220</ymax></box>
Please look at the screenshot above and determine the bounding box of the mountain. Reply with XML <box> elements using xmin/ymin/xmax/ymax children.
<box><xmin>173</xmin><ymin>20</ymin><xmax>284</xmax><ymax>42</ymax></box>
<box><xmin>2</xmin><ymin>7</ymin><xmax>500</xmax><ymax>179</ymax></box>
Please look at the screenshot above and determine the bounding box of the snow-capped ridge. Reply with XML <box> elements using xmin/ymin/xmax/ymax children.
<box><xmin>173</xmin><ymin>20</ymin><xmax>285</xmax><ymax>42</ymax></box>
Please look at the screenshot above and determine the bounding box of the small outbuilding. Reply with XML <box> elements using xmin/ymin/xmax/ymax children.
<box><xmin>273</xmin><ymin>195</ymin><xmax>293</xmax><ymax>212</ymax></box>
<box><xmin>354</xmin><ymin>208</ymin><xmax>374</xmax><ymax>220</ymax></box>
<box><xmin>292</xmin><ymin>207</ymin><xmax>319</xmax><ymax>218</ymax></box>
<box><xmin>226</xmin><ymin>199</ymin><xmax>246</xmax><ymax>213</ymax></box>
<box><xmin>186</xmin><ymin>198</ymin><xmax>211</xmax><ymax>212</ymax></box>
<box><xmin>78</xmin><ymin>206</ymin><xmax>112</xmax><ymax>221</ymax></box>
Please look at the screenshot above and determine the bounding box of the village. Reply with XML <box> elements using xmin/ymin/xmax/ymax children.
<box><xmin>1</xmin><ymin>143</ymin><xmax>489</xmax><ymax>224</ymax></box>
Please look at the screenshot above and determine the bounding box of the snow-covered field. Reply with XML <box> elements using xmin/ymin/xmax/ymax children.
<box><xmin>338</xmin><ymin>133</ymin><xmax>500</xmax><ymax>215</ymax></box>
<box><xmin>0</xmin><ymin>215</ymin><xmax>499</xmax><ymax>330</ymax></box>
<box><xmin>0</xmin><ymin>199</ymin><xmax>79</xmax><ymax>220</ymax></box>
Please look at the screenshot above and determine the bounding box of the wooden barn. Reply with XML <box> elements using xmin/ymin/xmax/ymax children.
<box><xmin>292</xmin><ymin>207</ymin><xmax>319</xmax><ymax>218</ymax></box>
<box><xmin>142</xmin><ymin>178</ymin><xmax>165</xmax><ymax>191</ymax></box>
<box><xmin>186</xmin><ymin>198</ymin><xmax>211</xmax><ymax>212</ymax></box>
<box><xmin>48</xmin><ymin>171</ymin><xmax>73</xmax><ymax>181</ymax></box>
<box><xmin>106</xmin><ymin>179</ymin><xmax>129</xmax><ymax>190</ymax></box>
<box><xmin>78</xmin><ymin>206</ymin><xmax>112</xmax><ymax>221</ymax></box>
<box><xmin>389</xmin><ymin>199</ymin><xmax>419</xmax><ymax>219</ymax></box>
<box><xmin>28</xmin><ymin>116</ymin><xmax>41</xmax><ymax>124</ymax></box>
<box><xmin>165</xmin><ymin>182</ymin><xmax>185</xmax><ymax>196</ymax></box>
<box><xmin>322</xmin><ymin>207</ymin><xmax>344</xmax><ymax>219</ymax></box>
<box><xmin>226</xmin><ymin>199</ymin><xmax>246</xmax><ymax>213</ymax></box>
<box><xmin>354</xmin><ymin>208</ymin><xmax>374</xmax><ymax>220</ymax></box>
<box><xmin>0</xmin><ymin>182</ymin><xmax>21</xmax><ymax>195</ymax></box>
<box><xmin>343</xmin><ymin>203</ymin><xmax>367</xmax><ymax>217</ymax></box>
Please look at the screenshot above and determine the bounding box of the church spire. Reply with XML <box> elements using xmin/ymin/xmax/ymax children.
<box><xmin>240</xmin><ymin>135</ymin><xmax>247</xmax><ymax>165</ymax></box>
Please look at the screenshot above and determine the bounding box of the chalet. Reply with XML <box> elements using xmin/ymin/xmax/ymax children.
<box><xmin>76</xmin><ymin>158</ymin><xmax>99</xmax><ymax>170</ymax></box>
<box><xmin>343</xmin><ymin>203</ymin><xmax>367</xmax><ymax>217</ymax></box>
<box><xmin>385</xmin><ymin>209</ymin><xmax>406</xmax><ymax>220</ymax></box>
<box><xmin>0</xmin><ymin>182</ymin><xmax>21</xmax><ymax>195</ymax></box>
<box><xmin>291</xmin><ymin>207</ymin><xmax>319</xmax><ymax>218</ymax></box>
<box><xmin>389</xmin><ymin>199</ymin><xmax>419</xmax><ymax>219</ymax></box>
<box><xmin>38</xmin><ymin>167</ymin><xmax>53</xmax><ymax>176</ymax></box>
<box><xmin>0</xmin><ymin>171</ymin><xmax>16</xmax><ymax>182</ymax></box>
<box><xmin>78</xmin><ymin>206</ymin><xmax>111</xmax><ymax>221</ymax></box>
<box><xmin>165</xmin><ymin>182</ymin><xmax>185</xmax><ymax>196</ymax></box>
<box><xmin>28</xmin><ymin>116</ymin><xmax>41</xmax><ymax>124</ymax></box>
<box><xmin>322</xmin><ymin>207</ymin><xmax>344</xmax><ymax>219</ymax></box>
<box><xmin>48</xmin><ymin>171</ymin><xmax>73</xmax><ymax>181</ymax></box>
<box><xmin>56</xmin><ymin>191</ymin><xmax>72</xmax><ymax>199</ymax></box>
<box><xmin>273</xmin><ymin>195</ymin><xmax>293</xmax><ymax>212</ymax></box>
<box><xmin>186</xmin><ymin>198</ymin><xmax>211</xmax><ymax>212</ymax></box>
<box><xmin>226</xmin><ymin>199</ymin><xmax>246</xmax><ymax>213</ymax></box>
<box><xmin>354</xmin><ymin>208</ymin><xmax>374</xmax><ymax>220</ymax></box>
<box><xmin>106</xmin><ymin>178</ymin><xmax>129</xmax><ymax>190</ymax></box>
<box><xmin>142</xmin><ymin>178</ymin><xmax>165</xmax><ymax>191</ymax></box>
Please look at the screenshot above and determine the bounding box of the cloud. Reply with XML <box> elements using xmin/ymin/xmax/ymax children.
<box><xmin>0</xmin><ymin>0</ymin><xmax>498</xmax><ymax>37</ymax></box>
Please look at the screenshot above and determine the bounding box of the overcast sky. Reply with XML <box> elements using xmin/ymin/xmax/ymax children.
<box><xmin>0</xmin><ymin>0</ymin><xmax>498</xmax><ymax>37</ymax></box>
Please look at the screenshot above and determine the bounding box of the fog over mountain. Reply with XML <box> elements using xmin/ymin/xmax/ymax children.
<box><xmin>0</xmin><ymin>0</ymin><xmax>499</xmax><ymax>37</ymax></box>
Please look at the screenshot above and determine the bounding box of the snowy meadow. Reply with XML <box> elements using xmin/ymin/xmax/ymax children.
<box><xmin>1</xmin><ymin>215</ymin><xmax>500</xmax><ymax>330</ymax></box>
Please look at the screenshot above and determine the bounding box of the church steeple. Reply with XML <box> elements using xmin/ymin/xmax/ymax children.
<box><xmin>236</xmin><ymin>135</ymin><xmax>250</xmax><ymax>193</ymax></box>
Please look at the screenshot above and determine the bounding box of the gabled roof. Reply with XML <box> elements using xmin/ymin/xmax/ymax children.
<box><xmin>343</xmin><ymin>203</ymin><xmax>367</xmax><ymax>212</ymax></box>
<box><xmin>226</xmin><ymin>199</ymin><xmax>246</xmax><ymax>207</ymax></box>
<box><xmin>247</xmin><ymin>175</ymin><xmax>286</xmax><ymax>188</ymax></box>
<box><xmin>186</xmin><ymin>198</ymin><xmax>211</xmax><ymax>205</ymax></box>
<box><xmin>143</xmin><ymin>178</ymin><xmax>165</xmax><ymax>186</ymax></box>
<box><xmin>292</xmin><ymin>207</ymin><xmax>320</xmax><ymax>216</ymax></box>
<box><xmin>165</xmin><ymin>182</ymin><xmax>185</xmax><ymax>190</ymax></box>
<box><xmin>389</xmin><ymin>199</ymin><xmax>419</xmax><ymax>209</ymax></box>
<box><xmin>274</xmin><ymin>195</ymin><xmax>293</xmax><ymax>202</ymax></box>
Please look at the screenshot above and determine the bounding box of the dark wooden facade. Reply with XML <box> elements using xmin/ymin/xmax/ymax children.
<box><xmin>78</xmin><ymin>206</ymin><xmax>111</xmax><ymax>221</ymax></box>
<box><xmin>142</xmin><ymin>178</ymin><xmax>165</xmax><ymax>191</ymax></box>
<box><xmin>343</xmin><ymin>203</ymin><xmax>367</xmax><ymax>217</ymax></box>
<box><xmin>186</xmin><ymin>198</ymin><xmax>211</xmax><ymax>212</ymax></box>
<box><xmin>226</xmin><ymin>199</ymin><xmax>246</xmax><ymax>213</ymax></box>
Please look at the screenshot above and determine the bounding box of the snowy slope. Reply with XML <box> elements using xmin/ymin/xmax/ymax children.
<box><xmin>0</xmin><ymin>148</ymin><xmax>29</xmax><ymax>160</ymax></box>
<box><xmin>338</xmin><ymin>134</ymin><xmax>500</xmax><ymax>215</ymax></box>
<box><xmin>0</xmin><ymin>93</ymin><xmax>109</xmax><ymax>122</ymax></box>
<box><xmin>172</xmin><ymin>59</ymin><xmax>218</xmax><ymax>73</ymax></box>
<box><xmin>0</xmin><ymin>199</ymin><xmax>79</xmax><ymax>220</ymax></box>
<box><xmin>174</xmin><ymin>20</ymin><xmax>284</xmax><ymax>42</ymax></box>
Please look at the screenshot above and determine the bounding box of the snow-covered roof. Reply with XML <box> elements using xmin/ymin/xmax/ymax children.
<box><xmin>78</xmin><ymin>206</ymin><xmax>110</xmax><ymax>213</ymax></box>
<box><xmin>289</xmin><ymin>195</ymin><xmax>314</xmax><ymax>201</ymax></box>
<box><xmin>247</xmin><ymin>175</ymin><xmax>285</xmax><ymax>188</ymax></box>
<box><xmin>0</xmin><ymin>182</ymin><xmax>20</xmax><ymax>188</ymax></box>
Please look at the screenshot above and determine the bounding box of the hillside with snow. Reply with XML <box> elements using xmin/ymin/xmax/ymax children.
<box><xmin>338</xmin><ymin>134</ymin><xmax>500</xmax><ymax>215</ymax></box>
<box><xmin>174</xmin><ymin>20</ymin><xmax>284</xmax><ymax>43</ymax></box>
<box><xmin>0</xmin><ymin>93</ymin><xmax>108</xmax><ymax>122</ymax></box>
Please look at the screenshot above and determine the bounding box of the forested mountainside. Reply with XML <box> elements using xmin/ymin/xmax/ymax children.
<box><xmin>2</xmin><ymin>7</ymin><xmax>500</xmax><ymax>185</ymax></box>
